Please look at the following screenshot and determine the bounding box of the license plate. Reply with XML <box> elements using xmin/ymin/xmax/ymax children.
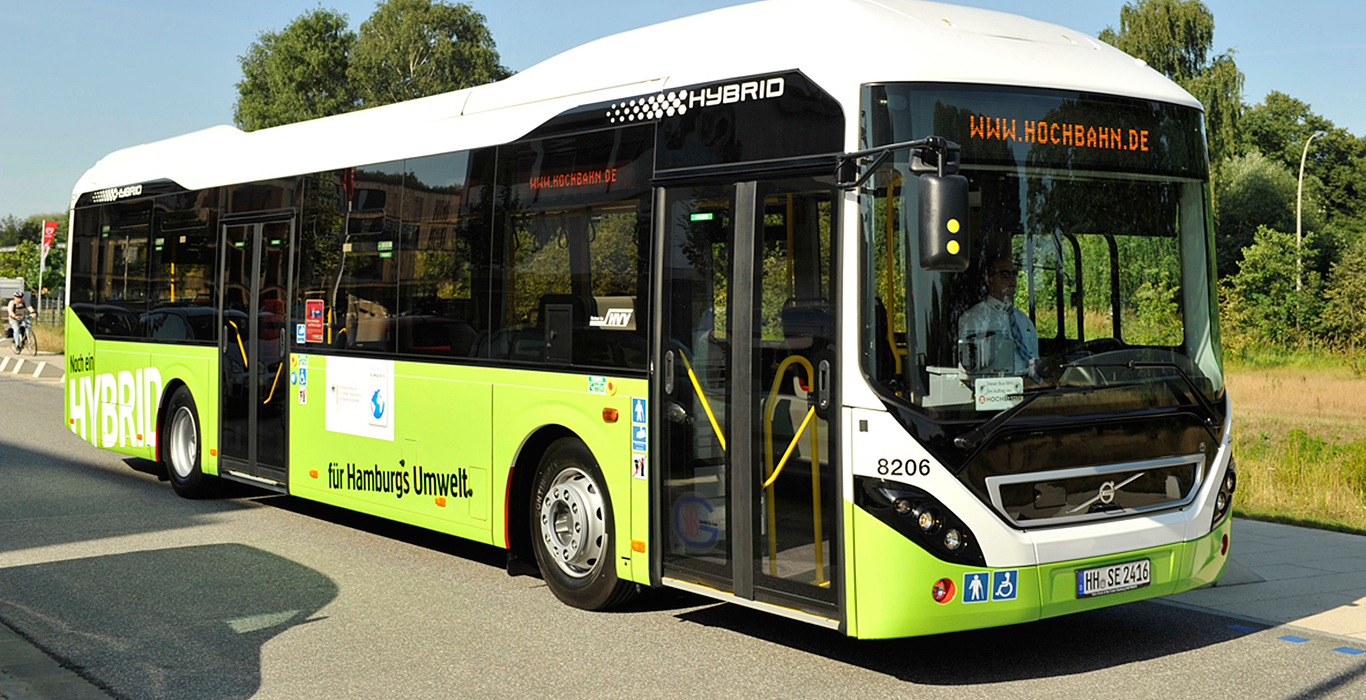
<box><xmin>1076</xmin><ymin>559</ymin><xmax>1151</xmax><ymax>598</ymax></box>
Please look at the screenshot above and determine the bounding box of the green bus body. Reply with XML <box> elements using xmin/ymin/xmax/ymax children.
<box><xmin>63</xmin><ymin>1</ymin><xmax>1237</xmax><ymax>639</ymax></box>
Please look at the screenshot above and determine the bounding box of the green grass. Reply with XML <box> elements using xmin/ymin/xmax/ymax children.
<box><xmin>1226</xmin><ymin>362</ymin><xmax>1366</xmax><ymax>533</ymax></box>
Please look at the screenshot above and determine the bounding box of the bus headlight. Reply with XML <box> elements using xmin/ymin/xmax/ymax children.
<box><xmin>916</xmin><ymin>507</ymin><xmax>941</xmax><ymax>534</ymax></box>
<box><xmin>943</xmin><ymin>528</ymin><xmax>964</xmax><ymax>551</ymax></box>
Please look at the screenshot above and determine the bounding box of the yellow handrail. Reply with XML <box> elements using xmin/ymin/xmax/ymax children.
<box><xmin>676</xmin><ymin>350</ymin><xmax>726</xmax><ymax>452</ymax></box>
<box><xmin>762</xmin><ymin>355</ymin><xmax>824</xmax><ymax>584</ymax></box>
<box><xmin>762</xmin><ymin>406</ymin><xmax>815</xmax><ymax>490</ymax></box>
<box><xmin>262</xmin><ymin>361</ymin><xmax>284</xmax><ymax>405</ymax></box>
<box><xmin>228</xmin><ymin>319</ymin><xmax>247</xmax><ymax>370</ymax></box>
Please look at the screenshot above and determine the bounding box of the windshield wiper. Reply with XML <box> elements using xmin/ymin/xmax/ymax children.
<box><xmin>953</xmin><ymin>384</ymin><xmax>1126</xmax><ymax>450</ymax></box>
<box><xmin>1063</xmin><ymin>360</ymin><xmax>1221</xmax><ymax>428</ymax></box>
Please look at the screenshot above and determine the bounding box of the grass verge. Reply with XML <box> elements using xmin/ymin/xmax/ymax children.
<box><xmin>1228</xmin><ymin>364</ymin><xmax>1366</xmax><ymax>533</ymax></box>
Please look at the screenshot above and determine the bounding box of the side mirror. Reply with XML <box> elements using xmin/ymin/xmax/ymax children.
<box><xmin>918</xmin><ymin>173</ymin><xmax>970</xmax><ymax>272</ymax></box>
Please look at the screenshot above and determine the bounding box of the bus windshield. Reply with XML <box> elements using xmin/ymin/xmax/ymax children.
<box><xmin>860</xmin><ymin>84</ymin><xmax>1224</xmax><ymax>421</ymax></box>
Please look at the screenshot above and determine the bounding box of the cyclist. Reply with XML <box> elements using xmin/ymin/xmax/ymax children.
<box><xmin>8</xmin><ymin>291</ymin><xmax>34</xmax><ymax>346</ymax></box>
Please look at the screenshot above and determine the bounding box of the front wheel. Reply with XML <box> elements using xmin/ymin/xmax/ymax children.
<box><xmin>530</xmin><ymin>438</ymin><xmax>637</xmax><ymax>610</ymax></box>
<box><xmin>23</xmin><ymin>326</ymin><xmax>36</xmax><ymax>355</ymax></box>
<box><xmin>164</xmin><ymin>386</ymin><xmax>219</xmax><ymax>498</ymax></box>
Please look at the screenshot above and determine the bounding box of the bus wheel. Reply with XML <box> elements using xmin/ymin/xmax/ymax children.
<box><xmin>165</xmin><ymin>386</ymin><xmax>217</xmax><ymax>499</ymax></box>
<box><xmin>530</xmin><ymin>438</ymin><xmax>637</xmax><ymax>610</ymax></box>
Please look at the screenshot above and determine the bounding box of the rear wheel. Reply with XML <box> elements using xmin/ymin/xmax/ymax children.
<box><xmin>530</xmin><ymin>438</ymin><xmax>637</xmax><ymax>610</ymax></box>
<box><xmin>164</xmin><ymin>386</ymin><xmax>218</xmax><ymax>498</ymax></box>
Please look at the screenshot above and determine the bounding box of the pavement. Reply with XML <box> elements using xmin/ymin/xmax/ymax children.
<box><xmin>0</xmin><ymin>345</ymin><xmax>62</xmax><ymax>381</ymax></box>
<box><xmin>0</xmin><ymin>358</ymin><xmax>1364</xmax><ymax>698</ymax></box>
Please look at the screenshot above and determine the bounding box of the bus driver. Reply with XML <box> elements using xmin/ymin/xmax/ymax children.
<box><xmin>958</xmin><ymin>257</ymin><xmax>1039</xmax><ymax>378</ymax></box>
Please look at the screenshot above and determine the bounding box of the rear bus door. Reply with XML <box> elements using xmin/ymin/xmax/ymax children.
<box><xmin>219</xmin><ymin>218</ymin><xmax>294</xmax><ymax>486</ymax></box>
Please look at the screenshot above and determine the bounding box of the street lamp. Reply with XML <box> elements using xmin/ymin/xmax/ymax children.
<box><xmin>1296</xmin><ymin>129</ymin><xmax>1327</xmax><ymax>291</ymax></box>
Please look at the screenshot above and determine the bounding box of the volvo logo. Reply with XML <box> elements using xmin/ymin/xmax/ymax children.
<box><xmin>1067</xmin><ymin>471</ymin><xmax>1145</xmax><ymax>514</ymax></box>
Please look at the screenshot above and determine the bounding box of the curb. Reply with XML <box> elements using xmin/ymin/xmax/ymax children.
<box><xmin>0</xmin><ymin>355</ymin><xmax>63</xmax><ymax>380</ymax></box>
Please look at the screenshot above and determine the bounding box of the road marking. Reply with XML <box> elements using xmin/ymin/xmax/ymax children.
<box><xmin>1278</xmin><ymin>635</ymin><xmax>1311</xmax><ymax>643</ymax></box>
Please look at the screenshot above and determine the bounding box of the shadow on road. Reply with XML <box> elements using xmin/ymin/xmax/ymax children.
<box><xmin>0</xmin><ymin>544</ymin><xmax>336</xmax><ymax>700</ymax></box>
<box><xmin>676</xmin><ymin>599</ymin><xmax>1253</xmax><ymax>684</ymax></box>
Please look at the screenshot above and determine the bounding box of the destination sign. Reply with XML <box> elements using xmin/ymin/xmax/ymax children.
<box><xmin>868</xmin><ymin>84</ymin><xmax>1208</xmax><ymax>178</ymax></box>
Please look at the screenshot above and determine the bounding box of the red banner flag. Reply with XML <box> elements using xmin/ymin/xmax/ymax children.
<box><xmin>41</xmin><ymin>220</ymin><xmax>57</xmax><ymax>258</ymax></box>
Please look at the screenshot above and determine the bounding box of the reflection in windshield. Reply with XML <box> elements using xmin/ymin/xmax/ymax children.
<box><xmin>861</xmin><ymin>87</ymin><xmax>1222</xmax><ymax>421</ymax></box>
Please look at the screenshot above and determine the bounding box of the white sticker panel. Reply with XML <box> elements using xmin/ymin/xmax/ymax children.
<box><xmin>324</xmin><ymin>356</ymin><xmax>395</xmax><ymax>441</ymax></box>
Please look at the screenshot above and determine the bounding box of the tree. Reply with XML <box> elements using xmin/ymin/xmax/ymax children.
<box><xmin>1323</xmin><ymin>238</ymin><xmax>1366</xmax><ymax>364</ymax></box>
<box><xmin>233</xmin><ymin>8</ymin><xmax>358</xmax><ymax>132</ymax></box>
<box><xmin>1226</xmin><ymin>226</ymin><xmax>1323</xmax><ymax>344</ymax></box>
<box><xmin>1240</xmin><ymin>92</ymin><xmax>1366</xmax><ymax>226</ymax></box>
<box><xmin>1098</xmin><ymin>0</ymin><xmax>1244</xmax><ymax>166</ymax></box>
<box><xmin>349</xmin><ymin>0</ymin><xmax>511</xmax><ymax>108</ymax></box>
<box><xmin>1213</xmin><ymin>150</ymin><xmax>1323</xmax><ymax>276</ymax></box>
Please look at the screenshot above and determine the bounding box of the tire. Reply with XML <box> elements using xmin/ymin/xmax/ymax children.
<box><xmin>24</xmin><ymin>326</ymin><xmax>36</xmax><ymax>355</ymax></box>
<box><xmin>164</xmin><ymin>386</ymin><xmax>218</xmax><ymax>498</ymax></box>
<box><xmin>530</xmin><ymin>438</ymin><xmax>638</xmax><ymax>610</ymax></box>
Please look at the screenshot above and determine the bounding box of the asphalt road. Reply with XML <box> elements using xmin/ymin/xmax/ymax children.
<box><xmin>2</xmin><ymin>375</ymin><xmax>1365</xmax><ymax>699</ymax></box>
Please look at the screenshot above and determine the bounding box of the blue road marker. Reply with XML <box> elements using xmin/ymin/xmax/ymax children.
<box><xmin>991</xmin><ymin>570</ymin><xmax>1018</xmax><ymax>602</ymax></box>
<box><xmin>1227</xmin><ymin>624</ymin><xmax>1258</xmax><ymax>633</ymax></box>
<box><xmin>1277</xmin><ymin>635</ymin><xmax>1310</xmax><ymax>644</ymax></box>
<box><xmin>1333</xmin><ymin>647</ymin><xmax>1366</xmax><ymax>656</ymax></box>
<box><xmin>963</xmin><ymin>572</ymin><xmax>989</xmax><ymax>604</ymax></box>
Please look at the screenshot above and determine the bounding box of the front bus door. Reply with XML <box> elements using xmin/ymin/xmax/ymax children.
<box><xmin>220</xmin><ymin>219</ymin><xmax>293</xmax><ymax>487</ymax></box>
<box><xmin>657</xmin><ymin>176</ymin><xmax>839</xmax><ymax>623</ymax></box>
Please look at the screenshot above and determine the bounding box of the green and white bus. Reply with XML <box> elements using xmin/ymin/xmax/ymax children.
<box><xmin>64</xmin><ymin>0</ymin><xmax>1234</xmax><ymax>638</ymax></box>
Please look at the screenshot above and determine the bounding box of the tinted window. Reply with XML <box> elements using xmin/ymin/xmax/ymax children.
<box><xmin>396</xmin><ymin>150</ymin><xmax>495</xmax><ymax>359</ymax></box>
<box><xmin>97</xmin><ymin>201</ymin><xmax>152</xmax><ymax>337</ymax></box>
<box><xmin>149</xmin><ymin>190</ymin><xmax>219</xmax><ymax>342</ymax></box>
<box><xmin>69</xmin><ymin>208</ymin><xmax>100</xmax><ymax>331</ymax></box>
<box><xmin>295</xmin><ymin>162</ymin><xmax>404</xmax><ymax>354</ymax></box>
<box><xmin>491</xmin><ymin>126</ymin><xmax>653</xmax><ymax>370</ymax></box>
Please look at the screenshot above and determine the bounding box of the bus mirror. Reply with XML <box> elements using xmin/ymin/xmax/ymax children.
<box><xmin>918</xmin><ymin>173</ymin><xmax>969</xmax><ymax>272</ymax></box>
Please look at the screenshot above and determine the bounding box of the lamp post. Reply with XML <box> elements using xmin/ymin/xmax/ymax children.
<box><xmin>1296</xmin><ymin>129</ymin><xmax>1327</xmax><ymax>291</ymax></box>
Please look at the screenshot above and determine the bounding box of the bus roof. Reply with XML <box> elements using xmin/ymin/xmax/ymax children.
<box><xmin>72</xmin><ymin>0</ymin><xmax>1199</xmax><ymax>200</ymax></box>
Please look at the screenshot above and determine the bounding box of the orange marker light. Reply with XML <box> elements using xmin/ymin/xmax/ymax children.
<box><xmin>436</xmin><ymin>497</ymin><xmax>447</xmax><ymax>507</ymax></box>
<box><xmin>631</xmin><ymin>539</ymin><xmax>646</xmax><ymax>553</ymax></box>
<box><xmin>209</xmin><ymin>448</ymin><xmax>218</xmax><ymax>457</ymax></box>
<box><xmin>603</xmin><ymin>407</ymin><xmax>619</xmax><ymax>423</ymax></box>
<box><xmin>69</xmin><ymin>418</ymin><xmax>74</xmax><ymax>425</ymax></box>
<box><xmin>309</xmin><ymin>469</ymin><xmax>319</xmax><ymax>479</ymax></box>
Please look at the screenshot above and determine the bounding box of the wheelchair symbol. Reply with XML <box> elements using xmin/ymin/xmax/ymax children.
<box><xmin>992</xmin><ymin>570</ymin><xmax>1018</xmax><ymax>601</ymax></box>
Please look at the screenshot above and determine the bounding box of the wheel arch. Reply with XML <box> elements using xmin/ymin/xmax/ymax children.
<box><xmin>504</xmin><ymin>423</ymin><xmax>584</xmax><ymax>561</ymax></box>
<box><xmin>154</xmin><ymin>377</ymin><xmax>192</xmax><ymax>464</ymax></box>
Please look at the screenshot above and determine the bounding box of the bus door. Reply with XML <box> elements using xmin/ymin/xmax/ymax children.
<box><xmin>656</xmin><ymin>176</ymin><xmax>839</xmax><ymax>621</ymax></box>
<box><xmin>219</xmin><ymin>218</ymin><xmax>294</xmax><ymax>487</ymax></box>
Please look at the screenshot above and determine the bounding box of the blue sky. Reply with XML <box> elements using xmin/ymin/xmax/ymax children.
<box><xmin>1</xmin><ymin>0</ymin><xmax>1362</xmax><ymax>219</ymax></box>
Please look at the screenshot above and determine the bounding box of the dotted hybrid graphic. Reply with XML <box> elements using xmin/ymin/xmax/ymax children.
<box><xmin>607</xmin><ymin>91</ymin><xmax>687</xmax><ymax>124</ymax></box>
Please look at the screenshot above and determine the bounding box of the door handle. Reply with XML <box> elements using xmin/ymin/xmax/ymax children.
<box><xmin>663</xmin><ymin>350</ymin><xmax>675</xmax><ymax>395</ymax></box>
<box><xmin>817</xmin><ymin>359</ymin><xmax>831</xmax><ymax>411</ymax></box>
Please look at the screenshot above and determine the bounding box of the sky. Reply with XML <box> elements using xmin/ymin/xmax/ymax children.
<box><xmin>1</xmin><ymin>0</ymin><xmax>1363</xmax><ymax>220</ymax></box>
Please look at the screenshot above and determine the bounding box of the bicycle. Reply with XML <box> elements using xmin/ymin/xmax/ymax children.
<box><xmin>11</xmin><ymin>316</ymin><xmax>36</xmax><ymax>356</ymax></box>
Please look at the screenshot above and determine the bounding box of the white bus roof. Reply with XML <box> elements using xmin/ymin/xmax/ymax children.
<box><xmin>73</xmin><ymin>0</ymin><xmax>1200</xmax><ymax>200</ymax></box>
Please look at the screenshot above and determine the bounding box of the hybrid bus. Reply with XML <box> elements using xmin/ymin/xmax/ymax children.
<box><xmin>65</xmin><ymin>0</ymin><xmax>1235</xmax><ymax>637</ymax></box>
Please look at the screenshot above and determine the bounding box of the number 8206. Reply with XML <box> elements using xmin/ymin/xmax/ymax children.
<box><xmin>877</xmin><ymin>458</ymin><xmax>930</xmax><ymax>477</ymax></box>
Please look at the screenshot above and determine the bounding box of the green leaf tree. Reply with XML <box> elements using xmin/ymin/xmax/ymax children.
<box><xmin>1241</xmin><ymin>91</ymin><xmax>1366</xmax><ymax>226</ymax></box>
<box><xmin>1322</xmin><ymin>238</ymin><xmax>1366</xmax><ymax>366</ymax></box>
<box><xmin>1098</xmin><ymin>0</ymin><xmax>1244</xmax><ymax>166</ymax></box>
<box><xmin>349</xmin><ymin>0</ymin><xmax>511</xmax><ymax>109</ymax></box>
<box><xmin>1212</xmin><ymin>150</ymin><xmax>1323</xmax><ymax>277</ymax></box>
<box><xmin>1226</xmin><ymin>225</ymin><xmax>1323</xmax><ymax>344</ymax></box>
<box><xmin>233</xmin><ymin>8</ymin><xmax>359</xmax><ymax>132</ymax></box>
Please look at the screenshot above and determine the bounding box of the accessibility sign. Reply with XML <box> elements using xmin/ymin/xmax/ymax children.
<box><xmin>963</xmin><ymin>572</ymin><xmax>990</xmax><ymax>604</ymax></box>
<box><xmin>632</xmin><ymin>397</ymin><xmax>647</xmax><ymax>425</ymax></box>
<box><xmin>992</xmin><ymin>570</ymin><xmax>1018</xmax><ymax>601</ymax></box>
<box><xmin>632</xmin><ymin>424</ymin><xmax>647</xmax><ymax>452</ymax></box>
